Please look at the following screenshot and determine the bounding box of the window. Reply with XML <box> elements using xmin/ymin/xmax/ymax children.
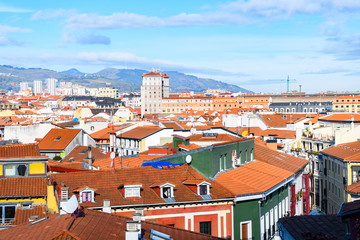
<box><xmin>124</xmin><ymin>185</ymin><xmax>141</xmax><ymax>198</ymax></box>
<box><xmin>79</xmin><ymin>187</ymin><xmax>95</xmax><ymax>203</ymax></box>
<box><xmin>55</xmin><ymin>136</ymin><xmax>61</xmax><ymax>141</ymax></box>
<box><xmin>162</xmin><ymin>187</ymin><xmax>171</xmax><ymax>198</ymax></box>
<box><xmin>198</xmin><ymin>182</ymin><xmax>211</xmax><ymax>196</ymax></box>
<box><xmin>4</xmin><ymin>165</ymin><xmax>16</xmax><ymax>176</ymax></box>
<box><xmin>160</xmin><ymin>183</ymin><xmax>175</xmax><ymax>199</ymax></box>
<box><xmin>200</xmin><ymin>221</ymin><xmax>211</xmax><ymax>235</ymax></box>
<box><xmin>0</xmin><ymin>205</ymin><xmax>16</xmax><ymax>224</ymax></box>
<box><xmin>199</xmin><ymin>185</ymin><xmax>208</xmax><ymax>195</ymax></box>
<box><xmin>82</xmin><ymin>191</ymin><xmax>92</xmax><ymax>202</ymax></box>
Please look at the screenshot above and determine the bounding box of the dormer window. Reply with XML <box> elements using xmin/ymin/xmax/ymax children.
<box><xmin>160</xmin><ymin>183</ymin><xmax>175</xmax><ymax>199</ymax></box>
<box><xmin>197</xmin><ymin>181</ymin><xmax>211</xmax><ymax>196</ymax></box>
<box><xmin>124</xmin><ymin>185</ymin><xmax>142</xmax><ymax>198</ymax></box>
<box><xmin>78</xmin><ymin>187</ymin><xmax>95</xmax><ymax>203</ymax></box>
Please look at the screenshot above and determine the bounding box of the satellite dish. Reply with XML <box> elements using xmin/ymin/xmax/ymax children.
<box><xmin>60</xmin><ymin>195</ymin><xmax>78</xmax><ymax>215</ymax></box>
<box><xmin>186</xmin><ymin>155</ymin><xmax>192</xmax><ymax>164</ymax></box>
<box><xmin>241</xmin><ymin>130</ymin><xmax>248</xmax><ymax>137</ymax></box>
<box><xmin>110</xmin><ymin>152</ymin><xmax>116</xmax><ymax>159</ymax></box>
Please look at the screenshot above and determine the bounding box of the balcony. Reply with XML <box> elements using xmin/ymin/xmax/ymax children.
<box><xmin>0</xmin><ymin>218</ymin><xmax>15</xmax><ymax>226</ymax></box>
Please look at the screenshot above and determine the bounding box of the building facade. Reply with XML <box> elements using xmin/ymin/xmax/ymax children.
<box><xmin>333</xmin><ymin>95</ymin><xmax>360</xmax><ymax>113</ymax></box>
<box><xmin>33</xmin><ymin>80</ymin><xmax>43</xmax><ymax>95</ymax></box>
<box><xmin>47</xmin><ymin>78</ymin><xmax>57</xmax><ymax>96</ymax></box>
<box><xmin>141</xmin><ymin>71</ymin><xmax>169</xmax><ymax>116</ymax></box>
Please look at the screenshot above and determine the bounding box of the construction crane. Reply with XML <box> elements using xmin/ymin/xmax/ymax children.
<box><xmin>280</xmin><ymin>76</ymin><xmax>296</xmax><ymax>94</ymax></box>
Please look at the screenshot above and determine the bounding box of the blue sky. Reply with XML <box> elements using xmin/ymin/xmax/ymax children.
<box><xmin>0</xmin><ymin>0</ymin><xmax>360</xmax><ymax>93</ymax></box>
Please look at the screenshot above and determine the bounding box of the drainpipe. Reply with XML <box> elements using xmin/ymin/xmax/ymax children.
<box><xmin>258</xmin><ymin>200</ymin><xmax>262</xmax><ymax>240</ymax></box>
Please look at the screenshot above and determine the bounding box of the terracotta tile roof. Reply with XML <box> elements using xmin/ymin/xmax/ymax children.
<box><xmin>90</xmin><ymin>124</ymin><xmax>134</xmax><ymax>140</ymax></box>
<box><xmin>215</xmin><ymin>161</ymin><xmax>293</xmax><ymax>196</ymax></box>
<box><xmin>321</xmin><ymin>141</ymin><xmax>360</xmax><ymax>161</ymax></box>
<box><xmin>259</xmin><ymin>114</ymin><xmax>309</xmax><ymax>128</ymax></box>
<box><xmin>178</xmin><ymin>143</ymin><xmax>202</xmax><ymax>151</ymax></box>
<box><xmin>338</xmin><ymin>199</ymin><xmax>360</xmax><ymax>216</ymax></box>
<box><xmin>159</xmin><ymin>121</ymin><xmax>184</xmax><ymax>130</ymax></box>
<box><xmin>346</xmin><ymin>181</ymin><xmax>360</xmax><ymax>194</ymax></box>
<box><xmin>118</xmin><ymin>126</ymin><xmax>162</xmax><ymax>139</ymax></box>
<box><xmin>61</xmin><ymin>146</ymin><xmax>106</xmax><ymax>163</ymax></box>
<box><xmin>0</xmin><ymin>143</ymin><xmax>41</xmax><ymax>158</ymax></box>
<box><xmin>278</xmin><ymin>215</ymin><xmax>346</xmax><ymax>240</ymax></box>
<box><xmin>255</xmin><ymin>143</ymin><xmax>308</xmax><ymax>173</ymax></box>
<box><xmin>0</xmin><ymin>208</ymin><xmax>223</xmax><ymax>240</ymax></box>
<box><xmin>50</xmin><ymin>165</ymin><xmax>233</xmax><ymax>208</ymax></box>
<box><xmin>320</xmin><ymin>113</ymin><xmax>360</xmax><ymax>122</ymax></box>
<box><xmin>38</xmin><ymin>129</ymin><xmax>81</xmax><ymax>150</ymax></box>
<box><xmin>50</xmin><ymin>230</ymin><xmax>81</xmax><ymax>240</ymax></box>
<box><xmin>0</xmin><ymin>177</ymin><xmax>47</xmax><ymax>198</ymax></box>
<box><xmin>262</xmin><ymin>129</ymin><xmax>296</xmax><ymax>139</ymax></box>
<box><xmin>189</xmin><ymin>133</ymin><xmax>240</xmax><ymax>142</ymax></box>
<box><xmin>14</xmin><ymin>205</ymin><xmax>48</xmax><ymax>225</ymax></box>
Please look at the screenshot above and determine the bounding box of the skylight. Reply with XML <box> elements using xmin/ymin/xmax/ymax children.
<box><xmin>55</xmin><ymin>136</ymin><xmax>61</xmax><ymax>141</ymax></box>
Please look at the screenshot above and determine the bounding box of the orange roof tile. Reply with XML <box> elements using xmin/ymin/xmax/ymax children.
<box><xmin>189</xmin><ymin>133</ymin><xmax>240</xmax><ymax>142</ymax></box>
<box><xmin>255</xmin><ymin>143</ymin><xmax>308</xmax><ymax>173</ymax></box>
<box><xmin>320</xmin><ymin>113</ymin><xmax>360</xmax><ymax>122</ymax></box>
<box><xmin>215</xmin><ymin>161</ymin><xmax>293</xmax><ymax>196</ymax></box>
<box><xmin>118</xmin><ymin>126</ymin><xmax>162</xmax><ymax>139</ymax></box>
<box><xmin>0</xmin><ymin>208</ymin><xmax>223</xmax><ymax>240</ymax></box>
<box><xmin>50</xmin><ymin>165</ymin><xmax>233</xmax><ymax>208</ymax></box>
<box><xmin>38</xmin><ymin>129</ymin><xmax>81</xmax><ymax>150</ymax></box>
<box><xmin>61</xmin><ymin>146</ymin><xmax>106</xmax><ymax>163</ymax></box>
<box><xmin>0</xmin><ymin>143</ymin><xmax>41</xmax><ymax>158</ymax></box>
<box><xmin>0</xmin><ymin>177</ymin><xmax>47</xmax><ymax>198</ymax></box>
<box><xmin>346</xmin><ymin>180</ymin><xmax>360</xmax><ymax>194</ymax></box>
<box><xmin>321</xmin><ymin>141</ymin><xmax>360</xmax><ymax>161</ymax></box>
<box><xmin>14</xmin><ymin>205</ymin><xmax>49</xmax><ymax>225</ymax></box>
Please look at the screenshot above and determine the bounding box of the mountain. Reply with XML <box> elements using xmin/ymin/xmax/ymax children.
<box><xmin>60</xmin><ymin>68</ymin><xmax>84</xmax><ymax>77</ymax></box>
<box><xmin>0</xmin><ymin>65</ymin><xmax>252</xmax><ymax>93</ymax></box>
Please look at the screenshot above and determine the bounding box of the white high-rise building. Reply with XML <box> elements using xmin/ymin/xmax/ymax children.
<box><xmin>141</xmin><ymin>70</ymin><xmax>169</xmax><ymax>116</ymax></box>
<box><xmin>33</xmin><ymin>80</ymin><xmax>43</xmax><ymax>95</ymax></box>
<box><xmin>19</xmin><ymin>82</ymin><xmax>30</xmax><ymax>91</ymax></box>
<box><xmin>47</xmin><ymin>78</ymin><xmax>58</xmax><ymax>95</ymax></box>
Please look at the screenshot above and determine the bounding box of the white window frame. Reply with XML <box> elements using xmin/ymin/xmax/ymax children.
<box><xmin>160</xmin><ymin>183</ymin><xmax>175</xmax><ymax>199</ymax></box>
<box><xmin>240</xmin><ymin>220</ymin><xmax>252</xmax><ymax>240</ymax></box>
<box><xmin>274</xmin><ymin>206</ymin><xmax>278</xmax><ymax>230</ymax></box>
<box><xmin>79</xmin><ymin>187</ymin><xmax>95</xmax><ymax>203</ymax></box>
<box><xmin>197</xmin><ymin>181</ymin><xmax>211</xmax><ymax>196</ymax></box>
<box><xmin>124</xmin><ymin>185</ymin><xmax>142</xmax><ymax>198</ymax></box>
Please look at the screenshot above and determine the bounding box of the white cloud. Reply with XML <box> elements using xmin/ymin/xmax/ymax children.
<box><xmin>222</xmin><ymin>0</ymin><xmax>360</xmax><ymax>17</ymax></box>
<box><xmin>0</xmin><ymin>36</ymin><xmax>23</xmax><ymax>46</ymax></box>
<box><xmin>31</xmin><ymin>9</ymin><xmax>77</xmax><ymax>20</ymax></box>
<box><xmin>64</xmin><ymin>11</ymin><xmax>250</xmax><ymax>30</ymax></box>
<box><xmin>0</xmin><ymin>25</ymin><xmax>31</xmax><ymax>35</ymax></box>
<box><xmin>63</xmin><ymin>33</ymin><xmax>111</xmax><ymax>45</ymax></box>
<box><xmin>0</xmin><ymin>5</ymin><xmax>31</xmax><ymax>13</ymax></box>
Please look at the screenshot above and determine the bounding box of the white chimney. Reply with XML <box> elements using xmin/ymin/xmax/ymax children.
<box><xmin>125</xmin><ymin>221</ymin><xmax>141</xmax><ymax>240</ymax></box>
<box><xmin>103</xmin><ymin>199</ymin><xmax>111</xmax><ymax>213</ymax></box>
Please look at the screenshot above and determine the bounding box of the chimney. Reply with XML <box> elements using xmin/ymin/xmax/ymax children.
<box><xmin>125</xmin><ymin>221</ymin><xmax>141</xmax><ymax>240</ymax></box>
<box><xmin>103</xmin><ymin>199</ymin><xmax>111</xmax><ymax>213</ymax></box>
<box><xmin>88</xmin><ymin>146</ymin><xmax>93</xmax><ymax>168</ymax></box>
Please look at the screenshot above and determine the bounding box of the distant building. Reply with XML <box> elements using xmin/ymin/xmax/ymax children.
<box><xmin>47</xmin><ymin>78</ymin><xmax>57</xmax><ymax>95</ymax></box>
<box><xmin>19</xmin><ymin>82</ymin><xmax>29</xmax><ymax>91</ymax></box>
<box><xmin>333</xmin><ymin>95</ymin><xmax>360</xmax><ymax>113</ymax></box>
<box><xmin>141</xmin><ymin>70</ymin><xmax>169</xmax><ymax>116</ymax></box>
<box><xmin>33</xmin><ymin>80</ymin><xmax>43</xmax><ymax>95</ymax></box>
<box><xmin>269</xmin><ymin>101</ymin><xmax>332</xmax><ymax>113</ymax></box>
<box><xmin>98</xmin><ymin>86</ymin><xmax>119</xmax><ymax>99</ymax></box>
<box><xmin>162</xmin><ymin>94</ymin><xmax>212</xmax><ymax>114</ymax></box>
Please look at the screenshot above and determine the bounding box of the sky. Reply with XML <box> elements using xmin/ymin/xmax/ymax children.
<box><xmin>0</xmin><ymin>0</ymin><xmax>360</xmax><ymax>94</ymax></box>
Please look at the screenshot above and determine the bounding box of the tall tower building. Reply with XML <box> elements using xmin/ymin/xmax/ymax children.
<box><xmin>19</xmin><ymin>82</ymin><xmax>29</xmax><ymax>91</ymax></box>
<box><xmin>141</xmin><ymin>70</ymin><xmax>169</xmax><ymax>116</ymax></box>
<box><xmin>33</xmin><ymin>80</ymin><xmax>43</xmax><ymax>96</ymax></box>
<box><xmin>47</xmin><ymin>78</ymin><xmax>58</xmax><ymax>95</ymax></box>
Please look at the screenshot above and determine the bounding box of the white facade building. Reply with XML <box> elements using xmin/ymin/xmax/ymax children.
<box><xmin>19</xmin><ymin>82</ymin><xmax>30</xmax><ymax>91</ymax></box>
<box><xmin>33</xmin><ymin>80</ymin><xmax>43</xmax><ymax>95</ymax></box>
<box><xmin>140</xmin><ymin>70</ymin><xmax>169</xmax><ymax>116</ymax></box>
<box><xmin>47</xmin><ymin>78</ymin><xmax>58</xmax><ymax>95</ymax></box>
